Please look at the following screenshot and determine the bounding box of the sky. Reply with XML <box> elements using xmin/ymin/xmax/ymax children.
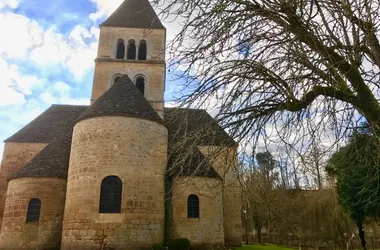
<box><xmin>0</xmin><ymin>0</ymin><xmax>183</xmax><ymax>158</ymax></box>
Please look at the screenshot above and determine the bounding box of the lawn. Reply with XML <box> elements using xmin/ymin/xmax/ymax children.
<box><xmin>234</xmin><ymin>244</ymin><xmax>296</xmax><ymax>250</ymax></box>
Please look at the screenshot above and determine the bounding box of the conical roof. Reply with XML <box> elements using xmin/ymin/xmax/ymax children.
<box><xmin>77</xmin><ymin>75</ymin><xmax>163</xmax><ymax>124</ymax></box>
<box><xmin>100</xmin><ymin>0</ymin><xmax>165</xmax><ymax>29</ymax></box>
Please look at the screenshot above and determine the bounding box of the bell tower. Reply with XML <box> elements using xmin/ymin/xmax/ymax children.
<box><xmin>91</xmin><ymin>0</ymin><xmax>166</xmax><ymax>117</ymax></box>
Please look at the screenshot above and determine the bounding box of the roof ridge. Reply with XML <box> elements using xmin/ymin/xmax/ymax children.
<box><xmin>51</xmin><ymin>104</ymin><xmax>89</xmax><ymax>107</ymax></box>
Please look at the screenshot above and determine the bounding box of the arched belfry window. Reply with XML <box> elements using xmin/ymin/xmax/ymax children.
<box><xmin>26</xmin><ymin>198</ymin><xmax>41</xmax><ymax>222</ymax></box>
<box><xmin>127</xmin><ymin>40</ymin><xmax>136</xmax><ymax>60</ymax></box>
<box><xmin>116</xmin><ymin>39</ymin><xmax>125</xmax><ymax>59</ymax></box>
<box><xmin>187</xmin><ymin>194</ymin><xmax>199</xmax><ymax>218</ymax></box>
<box><xmin>138</xmin><ymin>40</ymin><xmax>147</xmax><ymax>60</ymax></box>
<box><xmin>99</xmin><ymin>176</ymin><xmax>122</xmax><ymax>213</ymax></box>
<box><xmin>136</xmin><ymin>76</ymin><xmax>145</xmax><ymax>95</ymax></box>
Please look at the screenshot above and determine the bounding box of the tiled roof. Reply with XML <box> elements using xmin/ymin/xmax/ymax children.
<box><xmin>12</xmin><ymin>138</ymin><xmax>71</xmax><ymax>179</ymax></box>
<box><xmin>100</xmin><ymin>0</ymin><xmax>165</xmax><ymax>29</ymax></box>
<box><xmin>6</xmin><ymin>103</ymin><xmax>235</xmax><ymax>180</ymax></box>
<box><xmin>167</xmin><ymin>146</ymin><xmax>221</xmax><ymax>179</ymax></box>
<box><xmin>77</xmin><ymin>75</ymin><xmax>163</xmax><ymax>124</ymax></box>
<box><xmin>4</xmin><ymin>105</ymin><xmax>88</xmax><ymax>143</ymax></box>
<box><xmin>164</xmin><ymin>108</ymin><xmax>237</xmax><ymax>147</ymax></box>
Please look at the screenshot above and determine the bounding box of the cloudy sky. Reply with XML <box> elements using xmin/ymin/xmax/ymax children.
<box><xmin>0</xmin><ymin>0</ymin><xmax>182</xmax><ymax>157</ymax></box>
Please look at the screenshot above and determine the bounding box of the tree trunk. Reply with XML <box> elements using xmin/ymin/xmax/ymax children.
<box><xmin>253</xmin><ymin>214</ymin><xmax>262</xmax><ymax>243</ymax></box>
<box><xmin>356</xmin><ymin>220</ymin><xmax>367</xmax><ymax>250</ymax></box>
<box><xmin>257</xmin><ymin>226</ymin><xmax>262</xmax><ymax>243</ymax></box>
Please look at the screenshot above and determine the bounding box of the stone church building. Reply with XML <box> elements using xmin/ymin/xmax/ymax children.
<box><xmin>0</xmin><ymin>0</ymin><xmax>242</xmax><ymax>249</ymax></box>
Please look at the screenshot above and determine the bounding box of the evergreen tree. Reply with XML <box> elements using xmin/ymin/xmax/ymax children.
<box><xmin>327</xmin><ymin>128</ymin><xmax>380</xmax><ymax>250</ymax></box>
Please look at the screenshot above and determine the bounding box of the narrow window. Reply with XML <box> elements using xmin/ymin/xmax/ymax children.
<box><xmin>99</xmin><ymin>176</ymin><xmax>122</xmax><ymax>213</ymax></box>
<box><xmin>138</xmin><ymin>40</ymin><xmax>147</xmax><ymax>60</ymax></box>
<box><xmin>187</xmin><ymin>194</ymin><xmax>199</xmax><ymax>218</ymax></box>
<box><xmin>112</xmin><ymin>74</ymin><xmax>122</xmax><ymax>85</ymax></box>
<box><xmin>26</xmin><ymin>198</ymin><xmax>41</xmax><ymax>222</ymax></box>
<box><xmin>127</xmin><ymin>40</ymin><xmax>136</xmax><ymax>59</ymax></box>
<box><xmin>136</xmin><ymin>76</ymin><xmax>145</xmax><ymax>95</ymax></box>
<box><xmin>116</xmin><ymin>39</ymin><xmax>125</xmax><ymax>59</ymax></box>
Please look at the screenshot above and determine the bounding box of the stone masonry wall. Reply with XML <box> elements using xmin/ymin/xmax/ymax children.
<box><xmin>0</xmin><ymin>142</ymin><xmax>47</xmax><ymax>232</ymax></box>
<box><xmin>61</xmin><ymin>116</ymin><xmax>168</xmax><ymax>250</ymax></box>
<box><xmin>91</xmin><ymin>27</ymin><xmax>166</xmax><ymax>117</ymax></box>
<box><xmin>92</xmin><ymin>60</ymin><xmax>165</xmax><ymax>117</ymax></box>
<box><xmin>170</xmin><ymin>176</ymin><xmax>225</xmax><ymax>246</ymax></box>
<box><xmin>0</xmin><ymin>177</ymin><xmax>66</xmax><ymax>249</ymax></box>
<box><xmin>199</xmin><ymin>146</ymin><xmax>242</xmax><ymax>246</ymax></box>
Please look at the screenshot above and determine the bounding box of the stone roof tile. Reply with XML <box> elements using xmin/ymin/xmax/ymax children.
<box><xmin>4</xmin><ymin>105</ymin><xmax>88</xmax><ymax>143</ymax></box>
<box><xmin>77</xmin><ymin>75</ymin><xmax>163</xmax><ymax>124</ymax></box>
<box><xmin>100</xmin><ymin>0</ymin><xmax>165</xmax><ymax>29</ymax></box>
<box><xmin>12</xmin><ymin>138</ymin><xmax>71</xmax><ymax>179</ymax></box>
<box><xmin>164</xmin><ymin>108</ymin><xmax>237</xmax><ymax>147</ymax></box>
<box><xmin>6</xmin><ymin>105</ymin><xmax>234</xmax><ymax>180</ymax></box>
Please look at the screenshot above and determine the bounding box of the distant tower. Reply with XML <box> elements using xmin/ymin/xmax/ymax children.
<box><xmin>91</xmin><ymin>0</ymin><xmax>166</xmax><ymax>118</ymax></box>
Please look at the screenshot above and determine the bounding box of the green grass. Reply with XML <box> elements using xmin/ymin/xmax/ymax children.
<box><xmin>234</xmin><ymin>244</ymin><xmax>296</xmax><ymax>250</ymax></box>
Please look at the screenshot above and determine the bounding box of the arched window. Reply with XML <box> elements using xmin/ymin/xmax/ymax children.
<box><xmin>127</xmin><ymin>40</ymin><xmax>136</xmax><ymax>60</ymax></box>
<box><xmin>116</xmin><ymin>39</ymin><xmax>125</xmax><ymax>59</ymax></box>
<box><xmin>187</xmin><ymin>194</ymin><xmax>199</xmax><ymax>218</ymax></box>
<box><xmin>99</xmin><ymin>176</ymin><xmax>122</xmax><ymax>213</ymax></box>
<box><xmin>112</xmin><ymin>74</ymin><xmax>122</xmax><ymax>85</ymax></box>
<box><xmin>136</xmin><ymin>76</ymin><xmax>145</xmax><ymax>95</ymax></box>
<box><xmin>26</xmin><ymin>198</ymin><xmax>41</xmax><ymax>222</ymax></box>
<box><xmin>138</xmin><ymin>40</ymin><xmax>147</xmax><ymax>60</ymax></box>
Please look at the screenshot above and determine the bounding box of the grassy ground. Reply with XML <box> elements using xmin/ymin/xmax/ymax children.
<box><xmin>234</xmin><ymin>244</ymin><xmax>297</xmax><ymax>250</ymax></box>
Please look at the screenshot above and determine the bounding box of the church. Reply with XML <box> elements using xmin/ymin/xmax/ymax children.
<box><xmin>0</xmin><ymin>0</ymin><xmax>242</xmax><ymax>249</ymax></box>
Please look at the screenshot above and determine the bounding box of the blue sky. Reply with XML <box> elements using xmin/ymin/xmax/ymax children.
<box><xmin>0</xmin><ymin>0</ymin><xmax>183</xmax><ymax>158</ymax></box>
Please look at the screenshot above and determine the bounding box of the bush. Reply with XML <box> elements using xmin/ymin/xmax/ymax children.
<box><xmin>152</xmin><ymin>243</ymin><xmax>166</xmax><ymax>250</ymax></box>
<box><xmin>167</xmin><ymin>238</ymin><xmax>191</xmax><ymax>250</ymax></box>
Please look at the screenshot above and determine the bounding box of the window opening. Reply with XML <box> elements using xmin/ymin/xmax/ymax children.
<box><xmin>26</xmin><ymin>198</ymin><xmax>41</xmax><ymax>222</ymax></box>
<box><xmin>138</xmin><ymin>40</ymin><xmax>147</xmax><ymax>60</ymax></box>
<box><xmin>187</xmin><ymin>194</ymin><xmax>199</xmax><ymax>218</ymax></box>
<box><xmin>127</xmin><ymin>40</ymin><xmax>137</xmax><ymax>59</ymax></box>
<box><xmin>136</xmin><ymin>76</ymin><xmax>145</xmax><ymax>95</ymax></box>
<box><xmin>99</xmin><ymin>176</ymin><xmax>122</xmax><ymax>213</ymax></box>
<box><xmin>116</xmin><ymin>39</ymin><xmax>125</xmax><ymax>59</ymax></box>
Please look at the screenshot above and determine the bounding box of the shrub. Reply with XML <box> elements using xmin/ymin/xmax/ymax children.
<box><xmin>152</xmin><ymin>243</ymin><xmax>166</xmax><ymax>250</ymax></box>
<box><xmin>167</xmin><ymin>238</ymin><xmax>191</xmax><ymax>250</ymax></box>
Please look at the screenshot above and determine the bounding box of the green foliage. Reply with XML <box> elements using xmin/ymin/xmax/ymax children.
<box><xmin>256</xmin><ymin>151</ymin><xmax>276</xmax><ymax>172</ymax></box>
<box><xmin>166</xmin><ymin>238</ymin><xmax>190</xmax><ymax>250</ymax></box>
<box><xmin>152</xmin><ymin>243</ymin><xmax>166</xmax><ymax>250</ymax></box>
<box><xmin>327</xmin><ymin>130</ymin><xmax>380</xmax><ymax>222</ymax></box>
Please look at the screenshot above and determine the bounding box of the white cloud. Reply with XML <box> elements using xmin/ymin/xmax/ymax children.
<box><xmin>29</xmin><ymin>25</ymin><xmax>98</xmax><ymax>80</ymax></box>
<box><xmin>0</xmin><ymin>11</ymin><xmax>98</xmax><ymax>82</ymax></box>
<box><xmin>53</xmin><ymin>81</ymin><xmax>71</xmax><ymax>93</ymax></box>
<box><xmin>89</xmin><ymin>0</ymin><xmax>123</xmax><ymax>21</ymax></box>
<box><xmin>0</xmin><ymin>0</ymin><xmax>19</xmax><ymax>9</ymax></box>
<box><xmin>0</xmin><ymin>12</ymin><xmax>43</xmax><ymax>59</ymax></box>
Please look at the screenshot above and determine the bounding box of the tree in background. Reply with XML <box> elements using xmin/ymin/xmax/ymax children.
<box><xmin>242</xmin><ymin>151</ymin><xmax>290</xmax><ymax>241</ymax></box>
<box><xmin>241</xmin><ymin>150</ymin><xmax>356</xmax><ymax>242</ymax></box>
<box><xmin>302</xmin><ymin>135</ymin><xmax>328</xmax><ymax>190</ymax></box>
<box><xmin>327</xmin><ymin>129</ymin><xmax>380</xmax><ymax>250</ymax></box>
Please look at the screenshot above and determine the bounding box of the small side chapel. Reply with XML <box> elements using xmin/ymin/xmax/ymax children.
<box><xmin>0</xmin><ymin>0</ymin><xmax>242</xmax><ymax>249</ymax></box>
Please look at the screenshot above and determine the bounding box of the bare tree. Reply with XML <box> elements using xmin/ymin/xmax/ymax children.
<box><xmin>157</xmin><ymin>0</ymin><xmax>380</xmax><ymax>148</ymax></box>
<box><xmin>301</xmin><ymin>135</ymin><xmax>328</xmax><ymax>190</ymax></box>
